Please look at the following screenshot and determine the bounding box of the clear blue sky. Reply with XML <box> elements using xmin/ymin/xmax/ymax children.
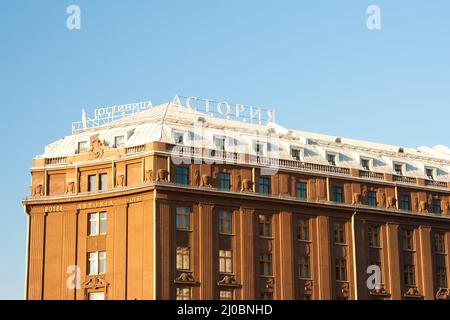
<box><xmin>0</xmin><ymin>1</ymin><xmax>449</xmax><ymax>300</ymax></box>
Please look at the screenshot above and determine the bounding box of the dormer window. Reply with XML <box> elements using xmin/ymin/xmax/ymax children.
<box><xmin>114</xmin><ymin>136</ymin><xmax>125</xmax><ymax>148</ymax></box>
<box><xmin>361</xmin><ymin>158</ymin><xmax>371</xmax><ymax>171</ymax></box>
<box><xmin>327</xmin><ymin>153</ymin><xmax>337</xmax><ymax>166</ymax></box>
<box><xmin>214</xmin><ymin>136</ymin><xmax>226</xmax><ymax>151</ymax></box>
<box><xmin>394</xmin><ymin>162</ymin><xmax>404</xmax><ymax>175</ymax></box>
<box><xmin>173</xmin><ymin>132</ymin><xmax>184</xmax><ymax>144</ymax></box>
<box><xmin>291</xmin><ymin>148</ymin><xmax>301</xmax><ymax>161</ymax></box>
<box><xmin>77</xmin><ymin>141</ymin><xmax>88</xmax><ymax>154</ymax></box>
<box><xmin>425</xmin><ymin>167</ymin><xmax>435</xmax><ymax>180</ymax></box>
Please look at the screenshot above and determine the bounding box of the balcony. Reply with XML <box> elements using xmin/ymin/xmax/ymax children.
<box><xmin>392</xmin><ymin>175</ymin><xmax>417</xmax><ymax>184</ymax></box>
<box><xmin>359</xmin><ymin>170</ymin><xmax>384</xmax><ymax>180</ymax></box>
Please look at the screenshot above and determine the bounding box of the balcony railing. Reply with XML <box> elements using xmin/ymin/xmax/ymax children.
<box><xmin>126</xmin><ymin>144</ymin><xmax>146</xmax><ymax>155</ymax></box>
<box><xmin>393</xmin><ymin>175</ymin><xmax>417</xmax><ymax>184</ymax></box>
<box><xmin>425</xmin><ymin>179</ymin><xmax>447</xmax><ymax>188</ymax></box>
<box><xmin>45</xmin><ymin>156</ymin><xmax>68</xmax><ymax>165</ymax></box>
<box><xmin>359</xmin><ymin>170</ymin><xmax>384</xmax><ymax>180</ymax></box>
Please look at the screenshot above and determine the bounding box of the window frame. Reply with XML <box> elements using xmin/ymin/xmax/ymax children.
<box><xmin>332</xmin><ymin>186</ymin><xmax>344</xmax><ymax>203</ymax></box>
<box><xmin>175</xmin><ymin>166</ymin><xmax>189</xmax><ymax>186</ymax></box>
<box><xmin>295</xmin><ymin>182</ymin><xmax>307</xmax><ymax>200</ymax></box>
<box><xmin>219</xmin><ymin>210</ymin><xmax>232</xmax><ymax>234</ymax></box>
<box><xmin>259</xmin><ymin>253</ymin><xmax>273</xmax><ymax>276</ymax></box>
<box><xmin>176</xmin><ymin>206</ymin><xmax>191</xmax><ymax>230</ymax></box>
<box><xmin>219</xmin><ymin>250</ymin><xmax>233</xmax><ymax>274</ymax></box>
<box><xmin>176</xmin><ymin>246</ymin><xmax>191</xmax><ymax>271</ymax></box>
<box><xmin>333</xmin><ymin>222</ymin><xmax>346</xmax><ymax>244</ymax></box>
<box><xmin>258</xmin><ymin>176</ymin><xmax>271</xmax><ymax>195</ymax></box>
<box><xmin>218</xmin><ymin>172</ymin><xmax>231</xmax><ymax>190</ymax></box>
<box><xmin>114</xmin><ymin>135</ymin><xmax>125</xmax><ymax>148</ymax></box>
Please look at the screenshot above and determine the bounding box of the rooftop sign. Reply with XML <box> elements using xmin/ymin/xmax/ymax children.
<box><xmin>71</xmin><ymin>95</ymin><xmax>276</xmax><ymax>134</ymax></box>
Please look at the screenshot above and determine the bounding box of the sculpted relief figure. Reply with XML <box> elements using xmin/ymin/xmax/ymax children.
<box><xmin>352</xmin><ymin>193</ymin><xmax>362</xmax><ymax>205</ymax></box>
<box><xmin>387</xmin><ymin>196</ymin><xmax>397</xmax><ymax>209</ymax></box>
<box><xmin>66</xmin><ymin>181</ymin><xmax>75</xmax><ymax>194</ymax></box>
<box><xmin>115</xmin><ymin>175</ymin><xmax>125</xmax><ymax>188</ymax></box>
<box><xmin>33</xmin><ymin>184</ymin><xmax>44</xmax><ymax>197</ymax></box>
<box><xmin>200</xmin><ymin>174</ymin><xmax>212</xmax><ymax>187</ymax></box>
<box><xmin>376</xmin><ymin>189</ymin><xmax>386</xmax><ymax>208</ymax></box>
<box><xmin>193</xmin><ymin>170</ymin><xmax>200</xmax><ymax>186</ymax></box>
<box><xmin>418</xmin><ymin>200</ymin><xmax>428</xmax><ymax>213</ymax></box>
<box><xmin>144</xmin><ymin>170</ymin><xmax>153</xmax><ymax>183</ymax></box>
<box><xmin>156</xmin><ymin>169</ymin><xmax>169</xmax><ymax>182</ymax></box>
<box><xmin>441</xmin><ymin>199</ymin><xmax>449</xmax><ymax>215</ymax></box>
<box><xmin>89</xmin><ymin>136</ymin><xmax>106</xmax><ymax>159</ymax></box>
<box><xmin>241</xmin><ymin>179</ymin><xmax>253</xmax><ymax>192</ymax></box>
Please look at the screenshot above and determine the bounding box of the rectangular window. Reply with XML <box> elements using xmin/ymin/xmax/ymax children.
<box><xmin>78</xmin><ymin>141</ymin><xmax>87</xmax><ymax>154</ymax></box>
<box><xmin>327</xmin><ymin>153</ymin><xmax>336</xmax><ymax>166</ymax></box>
<box><xmin>402</xmin><ymin>229</ymin><xmax>414</xmax><ymax>251</ymax></box>
<box><xmin>88</xmin><ymin>175</ymin><xmax>97</xmax><ymax>192</ymax></box>
<box><xmin>296</xmin><ymin>182</ymin><xmax>307</xmax><ymax>200</ymax></box>
<box><xmin>255</xmin><ymin>143</ymin><xmax>264</xmax><ymax>155</ymax></box>
<box><xmin>394</xmin><ymin>163</ymin><xmax>403</xmax><ymax>175</ymax></box>
<box><xmin>173</xmin><ymin>132</ymin><xmax>184</xmax><ymax>144</ymax></box>
<box><xmin>88</xmin><ymin>212</ymin><xmax>107</xmax><ymax>236</ymax></box>
<box><xmin>298</xmin><ymin>255</ymin><xmax>311</xmax><ymax>279</ymax></box>
<box><xmin>332</xmin><ymin>186</ymin><xmax>344</xmax><ymax>203</ymax></box>
<box><xmin>399</xmin><ymin>194</ymin><xmax>410</xmax><ymax>211</ymax></box>
<box><xmin>176</xmin><ymin>287</ymin><xmax>190</xmax><ymax>300</ymax></box>
<box><xmin>88</xmin><ymin>251</ymin><xmax>106</xmax><ymax>275</ymax></box>
<box><xmin>335</xmin><ymin>258</ymin><xmax>347</xmax><ymax>281</ymax></box>
<box><xmin>218</xmin><ymin>172</ymin><xmax>231</xmax><ymax>190</ymax></box>
<box><xmin>291</xmin><ymin>148</ymin><xmax>301</xmax><ymax>161</ymax></box>
<box><xmin>258</xmin><ymin>215</ymin><xmax>272</xmax><ymax>238</ymax></box>
<box><xmin>214</xmin><ymin>136</ymin><xmax>226</xmax><ymax>150</ymax></box>
<box><xmin>219</xmin><ymin>210</ymin><xmax>232</xmax><ymax>234</ymax></box>
<box><xmin>258</xmin><ymin>177</ymin><xmax>271</xmax><ymax>195</ymax></box>
<box><xmin>259</xmin><ymin>254</ymin><xmax>272</xmax><ymax>276</ymax></box>
<box><xmin>436</xmin><ymin>267</ymin><xmax>447</xmax><ymax>288</ymax></box>
<box><xmin>176</xmin><ymin>167</ymin><xmax>189</xmax><ymax>186</ymax></box>
<box><xmin>368</xmin><ymin>224</ymin><xmax>381</xmax><ymax>248</ymax></box>
<box><xmin>433</xmin><ymin>198</ymin><xmax>441</xmax><ymax>215</ymax></box>
<box><xmin>334</xmin><ymin>222</ymin><xmax>346</xmax><ymax>244</ymax></box>
<box><xmin>114</xmin><ymin>136</ymin><xmax>125</xmax><ymax>148</ymax></box>
<box><xmin>99</xmin><ymin>173</ymin><xmax>108</xmax><ymax>191</ymax></box>
<box><xmin>176</xmin><ymin>247</ymin><xmax>190</xmax><ymax>270</ymax></box>
<box><xmin>368</xmin><ymin>191</ymin><xmax>377</xmax><ymax>207</ymax></box>
<box><xmin>297</xmin><ymin>219</ymin><xmax>310</xmax><ymax>241</ymax></box>
<box><xmin>434</xmin><ymin>233</ymin><xmax>445</xmax><ymax>253</ymax></box>
<box><xmin>426</xmin><ymin>168</ymin><xmax>435</xmax><ymax>180</ymax></box>
<box><xmin>176</xmin><ymin>207</ymin><xmax>190</xmax><ymax>230</ymax></box>
<box><xmin>88</xmin><ymin>292</ymin><xmax>105</xmax><ymax>300</ymax></box>
<box><xmin>361</xmin><ymin>158</ymin><xmax>371</xmax><ymax>170</ymax></box>
<box><xmin>404</xmin><ymin>264</ymin><xmax>415</xmax><ymax>287</ymax></box>
<box><xmin>219</xmin><ymin>250</ymin><xmax>233</xmax><ymax>273</ymax></box>
<box><xmin>219</xmin><ymin>290</ymin><xmax>233</xmax><ymax>300</ymax></box>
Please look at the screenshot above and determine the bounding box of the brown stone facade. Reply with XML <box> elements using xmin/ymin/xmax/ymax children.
<box><xmin>23</xmin><ymin>142</ymin><xmax>450</xmax><ymax>300</ymax></box>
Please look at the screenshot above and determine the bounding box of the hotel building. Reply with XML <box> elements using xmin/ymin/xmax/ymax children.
<box><xmin>23</xmin><ymin>99</ymin><xmax>450</xmax><ymax>300</ymax></box>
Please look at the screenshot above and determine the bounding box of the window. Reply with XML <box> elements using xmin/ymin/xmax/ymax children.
<box><xmin>261</xmin><ymin>292</ymin><xmax>273</xmax><ymax>300</ymax></box>
<box><xmin>399</xmin><ymin>194</ymin><xmax>410</xmax><ymax>211</ymax></box>
<box><xmin>173</xmin><ymin>132</ymin><xmax>184</xmax><ymax>144</ymax></box>
<box><xmin>214</xmin><ymin>136</ymin><xmax>226</xmax><ymax>150</ymax></box>
<box><xmin>361</xmin><ymin>158</ymin><xmax>371</xmax><ymax>170</ymax></box>
<box><xmin>394</xmin><ymin>163</ymin><xmax>404</xmax><ymax>175</ymax></box>
<box><xmin>188</xmin><ymin>131</ymin><xmax>196</xmax><ymax>141</ymax></box>
<box><xmin>426</xmin><ymin>168</ymin><xmax>435</xmax><ymax>180</ymax></box>
<box><xmin>255</xmin><ymin>142</ymin><xmax>264</xmax><ymax>155</ymax></box>
<box><xmin>218</xmin><ymin>172</ymin><xmax>230</xmax><ymax>190</ymax></box>
<box><xmin>297</xmin><ymin>219</ymin><xmax>310</xmax><ymax>241</ymax></box>
<box><xmin>335</xmin><ymin>258</ymin><xmax>347</xmax><ymax>281</ymax></box>
<box><xmin>258</xmin><ymin>215</ymin><xmax>272</xmax><ymax>238</ymax></box>
<box><xmin>219</xmin><ymin>290</ymin><xmax>233</xmax><ymax>300</ymax></box>
<box><xmin>88</xmin><ymin>175</ymin><xmax>97</xmax><ymax>192</ymax></box>
<box><xmin>114</xmin><ymin>136</ymin><xmax>125</xmax><ymax>148</ymax></box>
<box><xmin>258</xmin><ymin>177</ymin><xmax>271</xmax><ymax>195</ymax></box>
<box><xmin>334</xmin><ymin>222</ymin><xmax>346</xmax><ymax>244</ymax></box>
<box><xmin>176</xmin><ymin>287</ymin><xmax>191</xmax><ymax>300</ymax></box>
<box><xmin>296</xmin><ymin>182</ymin><xmax>307</xmax><ymax>200</ymax></box>
<box><xmin>291</xmin><ymin>148</ymin><xmax>301</xmax><ymax>161</ymax></box>
<box><xmin>298</xmin><ymin>256</ymin><xmax>311</xmax><ymax>279</ymax></box>
<box><xmin>78</xmin><ymin>141</ymin><xmax>88</xmax><ymax>154</ymax></box>
<box><xmin>99</xmin><ymin>173</ymin><xmax>108</xmax><ymax>191</ymax></box>
<box><xmin>436</xmin><ymin>267</ymin><xmax>447</xmax><ymax>288</ymax></box>
<box><xmin>88</xmin><ymin>251</ymin><xmax>106</xmax><ymax>275</ymax></box>
<box><xmin>402</xmin><ymin>229</ymin><xmax>414</xmax><ymax>251</ymax></box>
<box><xmin>88</xmin><ymin>212</ymin><xmax>107</xmax><ymax>236</ymax></box>
<box><xmin>404</xmin><ymin>264</ymin><xmax>415</xmax><ymax>287</ymax></box>
<box><xmin>368</xmin><ymin>191</ymin><xmax>377</xmax><ymax>207</ymax></box>
<box><xmin>368</xmin><ymin>225</ymin><xmax>381</xmax><ymax>248</ymax></box>
<box><xmin>332</xmin><ymin>186</ymin><xmax>344</xmax><ymax>203</ymax></box>
<box><xmin>229</xmin><ymin>138</ymin><xmax>239</xmax><ymax>148</ymax></box>
<box><xmin>259</xmin><ymin>254</ymin><xmax>272</xmax><ymax>276</ymax></box>
<box><xmin>219</xmin><ymin>210</ymin><xmax>232</xmax><ymax>234</ymax></box>
<box><xmin>219</xmin><ymin>250</ymin><xmax>233</xmax><ymax>273</ymax></box>
<box><xmin>176</xmin><ymin>207</ymin><xmax>190</xmax><ymax>230</ymax></box>
<box><xmin>176</xmin><ymin>247</ymin><xmax>190</xmax><ymax>270</ymax></box>
<box><xmin>88</xmin><ymin>292</ymin><xmax>105</xmax><ymax>300</ymax></box>
<box><xmin>176</xmin><ymin>167</ymin><xmax>189</xmax><ymax>186</ymax></box>
<box><xmin>433</xmin><ymin>198</ymin><xmax>441</xmax><ymax>214</ymax></box>
<box><xmin>327</xmin><ymin>153</ymin><xmax>337</xmax><ymax>166</ymax></box>
<box><xmin>434</xmin><ymin>233</ymin><xmax>445</xmax><ymax>253</ymax></box>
